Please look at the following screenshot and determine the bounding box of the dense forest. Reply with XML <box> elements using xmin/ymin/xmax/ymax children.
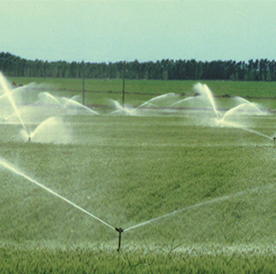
<box><xmin>0</xmin><ymin>52</ymin><xmax>275</xmax><ymax>81</ymax></box>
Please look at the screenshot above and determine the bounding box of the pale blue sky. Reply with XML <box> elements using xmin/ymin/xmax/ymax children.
<box><xmin>1</xmin><ymin>0</ymin><xmax>275</xmax><ymax>63</ymax></box>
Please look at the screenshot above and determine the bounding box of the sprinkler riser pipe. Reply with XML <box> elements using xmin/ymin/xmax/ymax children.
<box><xmin>115</xmin><ymin>227</ymin><xmax>124</xmax><ymax>252</ymax></box>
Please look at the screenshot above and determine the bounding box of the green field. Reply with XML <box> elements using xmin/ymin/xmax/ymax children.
<box><xmin>8</xmin><ymin>76</ymin><xmax>276</xmax><ymax>97</ymax></box>
<box><xmin>1</xmin><ymin>77</ymin><xmax>276</xmax><ymax>273</ymax></box>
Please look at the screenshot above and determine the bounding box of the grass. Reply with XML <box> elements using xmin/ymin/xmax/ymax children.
<box><xmin>8</xmin><ymin>76</ymin><xmax>276</xmax><ymax>98</ymax></box>
<box><xmin>1</xmin><ymin>246</ymin><xmax>276</xmax><ymax>273</ymax></box>
<box><xmin>1</xmin><ymin>77</ymin><xmax>276</xmax><ymax>272</ymax></box>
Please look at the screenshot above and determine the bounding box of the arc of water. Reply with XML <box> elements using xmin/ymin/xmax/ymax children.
<box><xmin>135</xmin><ymin>101</ymin><xmax>157</xmax><ymax>110</ymax></box>
<box><xmin>63</xmin><ymin>97</ymin><xmax>99</xmax><ymax>115</ymax></box>
<box><xmin>0</xmin><ymin>158</ymin><xmax>115</xmax><ymax>231</ymax></box>
<box><xmin>0</xmin><ymin>72</ymin><xmax>27</xmax><ymax>130</ymax></box>
<box><xmin>206</xmin><ymin>94</ymin><xmax>219</xmax><ymax>118</ymax></box>
<box><xmin>168</xmin><ymin>96</ymin><xmax>194</xmax><ymax>107</ymax></box>
<box><xmin>110</xmin><ymin>93</ymin><xmax>178</xmax><ymax>115</ymax></box>
<box><xmin>241</xmin><ymin>127</ymin><xmax>273</xmax><ymax>140</ymax></box>
<box><xmin>40</xmin><ymin>92</ymin><xmax>63</xmax><ymax>106</ymax></box>
<box><xmin>112</xmin><ymin>100</ymin><xmax>124</xmax><ymax>111</ymax></box>
<box><xmin>135</xmin><ymin>93</ymin><xmax>175</xmax><ymax>109</ymax></box>
<box><xmin>124</xmin><ymin>183</ymin><xmax>275</xmax><ymax>232</ymax></box>
<box><xmin>109</xmin><ymin>100</ymin><xmax>135</xmax><ymax>115</ymax></box>
<box><xmin>109</xmin><ymin>109</ymin><xmax>123</xmax><ymax>115</ymax></box>
<box><xmin>221</xmin><ymin>102</ymin><xmax>264</xmax><ymax>125</ymax></box>
<box><xmin>194</xmin><ymin>83</ymin><xmax>219</xmax><ymax>118</ymax></box>
<box><xmin>235</xmin><ymin>97</ymin><xmax>264</xmax><ymax>114</ymax></box>
<box><xmin>219</xmin><ymin>103</ymin><xmax>248</xmax><ymax>124</ymax></box>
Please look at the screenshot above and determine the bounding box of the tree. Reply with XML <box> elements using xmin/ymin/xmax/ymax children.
<box><xmin>69</xmin><ymin>61</ymin><xmax>79</xmax><ymax>78</ymax></box>
<box><xmin>253</xmin><ymin>59</ymin><xmax>259</xmax><ymax>81</ymax></box>
<box><xmin>1</xmin><ymin>52</ymin><xmax>276</xmax><ymax>82</ymax></box>
<box><xmin>268</xmin><ymin>60</ymin><xmax>276</xmax><ymax>81</ymax></box>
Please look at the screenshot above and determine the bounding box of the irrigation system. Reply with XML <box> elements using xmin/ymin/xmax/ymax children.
<box><xmin>1</xmin><ymin>156</ymin><xmax>276</xmax><ymax>251</ymax></box>
<box><xmin>1</xmin><ymin>72</ymin><xmax>276</xmax><ymax>251</ymax></box>
<box><xmin>0</xmin><ymin>157</ymin><xmax>128</xmax><ymax>251</ymax></box>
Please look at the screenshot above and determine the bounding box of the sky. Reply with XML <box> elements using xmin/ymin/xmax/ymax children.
<box><xmin>0</xmin><ymin>0</ymin><xmax>275</xmax><ymax>63</ymax></box>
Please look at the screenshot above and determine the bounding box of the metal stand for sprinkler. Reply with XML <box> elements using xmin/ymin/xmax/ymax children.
<box><xmin>28</xmin><ymin>136</ymin><xmax>31</xmax><ymax>142</ymax></box>
<box><xmin>273</xmin><ymin>137</ymin><xmax>276</xmax><ymax>145</ymax></box>
<box><xmin>115</xmin><ymin>227</ymin><xmax>124</xmax><ymax>252</ymax></box>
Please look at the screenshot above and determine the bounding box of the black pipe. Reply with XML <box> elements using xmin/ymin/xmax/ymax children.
<box><xmin>115</xmin><ymin>227</ymin><xmax>124</xmax><ymax>252</ymax></box>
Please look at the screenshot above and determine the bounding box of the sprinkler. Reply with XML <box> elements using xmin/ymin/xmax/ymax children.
<box><xmin>28</xmin><ymin>136</ymin><xmax>31</xmax><ymax>142</ymax></box>
<box><xmin>273</xmin><ymin>137</ymin><xmax>276</xmax><ymax>145</ymax></box>
<box><xmin>115</xmin><ymin>227</ymin><xmax>124</xmax><ymax>252</ymax></box>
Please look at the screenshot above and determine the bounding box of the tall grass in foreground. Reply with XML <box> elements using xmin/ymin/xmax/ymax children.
<box><xmin>1</xmin><ymin>246</ymin><xmax>276</xmax><ymax>273</ymax></box>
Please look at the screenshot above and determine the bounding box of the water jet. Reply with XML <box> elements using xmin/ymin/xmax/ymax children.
<box><xmin>0</xmin><ymin>157</ymin><xmax>116</xmax><ymax>233</ymax></box>
<box><xmin>124</xmin><ymin>181</ymin><xmax>276</xmax><ymax>233</ymax></box>
<box><xmin>193</xmin><ymin>83</ymin><xmax>220</xmax><ymax>118</ymax></box>
<box><xmin>110</xmin><ymin>93</ymin><xmax>178</xmax><ymax>116</ymax></box>
<box><xmin>0</xmin><ymin>72</ymin><xmax>27</xmax><ymax>131</ymax></box>
<box><xmin>63</xmin><ymin>97</ymin><xmax>99</xmax><ymax>116</ymax></box>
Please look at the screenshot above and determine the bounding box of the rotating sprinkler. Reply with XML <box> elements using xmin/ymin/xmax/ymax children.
<box><xmin>273</xmin><ymin>137</ymin><xmax>276</xmax><ymax>145</ymax></box>
<box><xmin>3</xmin><ymin>154</ymin><xmax>276</xmax><ymax>253</ymax></box>
<box><xmin>115</xmin><ymin>227</ymin><xmax>124</xmax><ymax>252</ymax></box>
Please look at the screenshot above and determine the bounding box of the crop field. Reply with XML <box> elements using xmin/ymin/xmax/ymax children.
<box><xmin>1</xmin><ymin>76</ymin><xmax>276</xmax><ymax>273</ymax></box>
<box><xmin>8</xmin><ymin>76</ymin><xmax>276</xmax><ymax>97</ymax></box>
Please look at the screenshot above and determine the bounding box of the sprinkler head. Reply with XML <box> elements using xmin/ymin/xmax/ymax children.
<box><xmin>28</xmin><ymin>136</ymin><xmax>31</xmax><ymax>142</ymax></box>
<box><xmin>115</xmin><ymin>227</ymin><xmax>124</xmax><ymax>233</ymax></box>
<box><xmin>115</xmin><ymin>227</ymin><xmax>124</xmax><ymax>252</ymax></box>
<box><xmin>273</xmin><ymin>137</ymin><xmax>276</xmax><ymax>145</ymax></box>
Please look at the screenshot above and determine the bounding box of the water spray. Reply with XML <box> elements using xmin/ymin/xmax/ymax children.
<box><xmin>124</xmin><ymin>182</ymin><xmax>276</xmax><ymax>233</ymax></box>
<box><xmin>240</xmin><ymin>127</ymin><xmax>273</xmax><ymax>141</ymax></box>
<box><xmin>63</xmin><ymin>97</ymin><xmax>99</xmax><ymax>115</ymax></box>
<box><xmin>0</xmin><ymin>158</ymin><xmax>116</xmax><ymax>231</ymax></box>
<box><xmin>0</xmin><ymin>72</ymin><xmax>27</xmax><ymax>131</ymax></box>
<box><xmin>194</xmin><ymin>83</ymin><xmax>219</xmax><ymax>118</ymax></box>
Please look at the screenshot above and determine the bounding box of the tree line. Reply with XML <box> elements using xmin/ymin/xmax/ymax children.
<box><xmin>1</xmin><ymin>51</ymin><xmax>276</xmax><ymax>81</ymax></box>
